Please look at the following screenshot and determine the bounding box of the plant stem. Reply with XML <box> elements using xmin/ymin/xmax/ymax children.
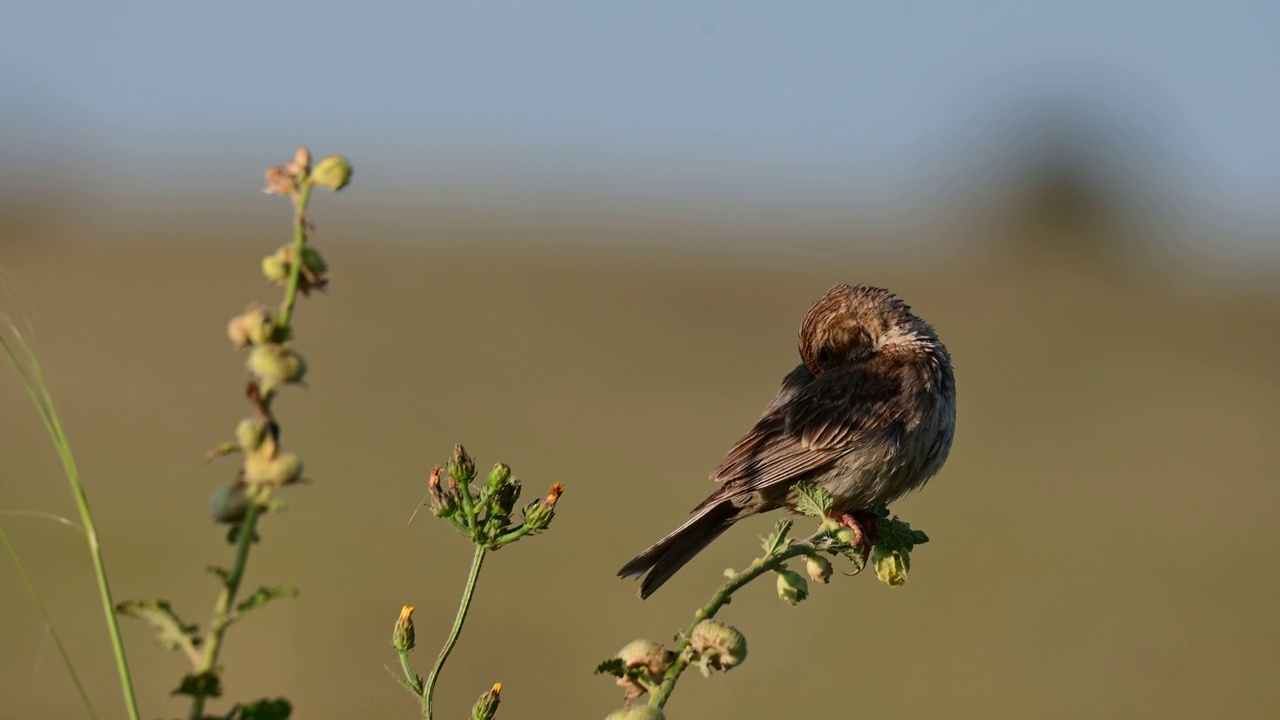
<box><xmin>648</xmin><ymin>531</ymin><xmax>822</xmax><ymax>710</ymax></box>
<box><xmin>422</xmin><ymin>544</ymin><xmax>488</xmax><ymax>720</ymax></box>
<box><xmin>188</xmin><ymin>176</ymin><xmax>315</xmax><ymax>719</ymax></box>
<box><xmin>189</xmin><ymin>500</ymin><xmax>263</xmax><ymax>720</ymax></box>
<box><xmin>64</xmin><ymin>443</ymin><xmax>141</xmax><ymax>720</ymax></box>
<box><xmin>276</xmin><ymin>182</ymin><xmax>313</xmax><ymax>335</ymax></box>
<box><xmin>399</xmin><ymin>650</ymin><xmax>424</xmax><ymax>695</ymax></box>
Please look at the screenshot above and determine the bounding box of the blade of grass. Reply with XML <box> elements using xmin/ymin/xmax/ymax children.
<box><xmin>0</xmin><ymin>325</ymin><xmax>141</xmax><ymax>720</ymax></box>
<box><xmin>0</xmin><ymin>509</ymin><xmax>84</xmax><ymax>533</ymax></box>
<box><xmin>0</xmin><ymin>524</ymin><xmax>98</xmax><ymax>719</ymax></box>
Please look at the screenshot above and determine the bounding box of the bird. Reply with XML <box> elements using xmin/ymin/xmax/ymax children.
<box><xmin>618</xmin><ymin>283</ymin><xmax>956</xmax><ymax>598</ymax></box>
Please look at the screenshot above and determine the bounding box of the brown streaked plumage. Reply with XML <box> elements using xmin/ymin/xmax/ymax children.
<box><xmin>618</xmin><ymin>284</ymin><xmax>956</xmax><ymax>598</ymax></box>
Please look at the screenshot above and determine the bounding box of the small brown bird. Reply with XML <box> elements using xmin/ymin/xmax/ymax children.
<box><xmin>619</xmin><ymin>284</ymin><xmax>956</xmax><ymax>598</ymax></box>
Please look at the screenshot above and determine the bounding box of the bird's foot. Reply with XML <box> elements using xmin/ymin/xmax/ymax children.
<box><xmin>826</xmin><ymin>509</ymin><xmax>880</xmax><ymax>572</ymax></box>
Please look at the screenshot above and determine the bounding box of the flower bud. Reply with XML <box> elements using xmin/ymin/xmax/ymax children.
<box><xmin>210</xmin><ymin>482</ymin><xmax>250</xmax><ymax>524</ymax></box>
<box><xmin>391</xmin><ymin>605</ymin><xmax>416</xmax><ymax>653</ymax></box>
<box><xmin>243</xmin><ymin>447</ymin><xmax>303</xmax><ymax>487</ymax></box>
<box><xmin>616</xmin><ymin>639</ymin><xmax>664</xmax><ymax>669</ymax></box>
<box><xmin>835</xmin><ymin>527</ymin><xmax>858</xmax><ymax>546</ymax></box>
<box><xmin>235</xmin><ymin>419</ymin><xmax>265</xmax><ymax>451</ymax></box>
<box><xmin>614</xmin><ymin>639</ymin><xmax>673</xmax><ymax>701</ymax></box>
<box><xmin>246</xmin><ymin>344</ymin><xmax>307</xmax><ymax>392</ymax></box>
<box><xmin>448</xmin><ymin>444</ymin><xmax>476</xmax><ymax>484</ymax></box>
<box><xmin>872</xmin><ymin>545</ymin><xmax>910</xmax><ymax>588</ymax></box>
<box><xmin>487</xmin><ymin>477</ymin><xmax>521</xmax><ymax>527</ymax></box>
<box><xmin>470</xmin><ymin>682</ymin><xmax>501</xmax><ymax>720</ymax></box>
<box><xmin>261</xmin><ymin>245</ymin><xmax>330</xmax><ymax>293</ymax></box>
<box><xmin>227</xmin><ymin>306</ymin><xmax>277</xmax><ymax>348</ymax></box>
<box><xmin>521</xmin><ymin>483</ymin><xmax>564</xmax><ymax>533</ymax></box>
<box><xmin>604</xmin><ymin>708</ymin><xmax>664</xmax><ymax>720</ymax></box>
<box><xmin>688</xmin><ymin>620</ymin><xmax>747</xmax><ymax>671</ymax></box>
<box><xmin>261</xmin><ymin>253</ymin><xmax>290</xmax><ymax>283</ymax></box>
<box><xmin>805</xmin><ymin>555</ymin><xmax>833</xmax><ymax>584</ymax></box>
<box><xmin>428</xmin><ymin>465</ymin><xmax>459</xmax><ymax>517</ymax></box>
<box><xmin>486</xmin><ymin>463</ymin><xmax>512</xmax><ymax>494</ymax></box>
<box><xmin>262</xmin><ymin>165</ymin><xmax>297</xmax><ymax>196</ymax></box>
<box><xmin>262</xmin><ymin>147</ymin><xmax>312</xmax><ymax>196</ymax></box>
<box><xmin>311</xmin><ymin>155</ymin><xmax>353</xmax><ymax>191</ymax></box>
<box><xmin>288</xmin><ymin>146</ymin><xmax>312</xmax><ymax>177</ymax></box>
<box><xmin>775</xmin><ymin>568</ymin><xmax>809</xmax><ymax>606</ymax></box>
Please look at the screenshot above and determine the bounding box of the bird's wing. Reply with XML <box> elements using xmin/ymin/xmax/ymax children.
<box><xmin>695</xmin><ymin>363</ymin><xmax>904</xmax><ymax>511</ymax></box>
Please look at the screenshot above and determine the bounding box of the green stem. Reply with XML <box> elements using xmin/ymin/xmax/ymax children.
<box><xmin>276</xmin><ymin>182</ymin><xmax>313</xmax><ymax>335</ymax></box>
<box><xmin>189</xmin><ymin>176</ymin><xmax>315</xmax><ymax>719</ymax></box>
<box><xmin>648</xmin><ymin>531</ymin><xmax>822</xmax><ymax>710</ymax></box>
<box><xmin>398</xmin><ymin>650</ymin><xmax>424</xmax><ymax>695</ymax></box>
<box><xmin>64</xmin><ymin>447</ymin><xmax>140</xmax><ymax>720</ymax></box>
<box><xmin>189</xmin><ymin>500</ymin><xmax>263</xmax><ymax>720</ymax></box>
<box><xmin>422</xmin><ymin>544</ymin><xmax>488</xmax><ymax>720</ymax></box>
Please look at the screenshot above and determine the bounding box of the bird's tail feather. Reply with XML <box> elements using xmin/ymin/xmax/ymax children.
<box><xmin>618</xmin><ymin>503</ymin><xmax>741</xmax><ymax>599</ymax></box>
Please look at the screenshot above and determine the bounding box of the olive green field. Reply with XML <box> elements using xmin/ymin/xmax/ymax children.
<box><xmin>1</xmin><ymin>195</ymin><xmax>1277</xmax><ymax>719</ymax></box>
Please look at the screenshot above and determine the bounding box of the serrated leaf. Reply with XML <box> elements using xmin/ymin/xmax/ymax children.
<box><xmin>879</xmin><ymin>514</ymin><xmax>929</xmax><ymax>552</ymax></box>
<box><xmin>792</xmin><ymin>482</ymin><xmax>833</xmax><ymax>517</ymax></box>
<box><xmin>116</xmin><ymin>599</ymin><xmax>201</xmax><ymax>664</ymax></box>
<box><xmin>173</xmin><ymin>670</ymin><xmax>222</xmax><ymax>699</ymax></box>
<box><xmin>760</xmin><ymin>519</ymin><xmax>793</xmax><ymax>555</ymax></box>
<box><xmin>236</xmin><ymin>585</ymin><xmax>299</xmax><ymax>615</ymax></box>
<box><xmin>235</xmin><ymin>697</ymin><xmax>292</xmax><ymax>720</ymax></box>
<box><xmin>594</xmin><ymin>658</ymin><xmax>627</xmax><ymax>677</ymax></box>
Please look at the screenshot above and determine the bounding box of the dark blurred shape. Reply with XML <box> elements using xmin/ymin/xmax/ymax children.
<box><xmin>1006</xmin><ymin>115</ymin><xmax>1121</xmax><ymax>257</ymax></box>
<box><xmin>975</xmin><ymin>95</ymin><xmax>1168</xmax><ymax>273</ymax></box>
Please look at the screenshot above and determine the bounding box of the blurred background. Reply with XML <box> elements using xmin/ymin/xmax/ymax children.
<box><xmin>2</xmin><ymin>2</ymin><xmax>1278</xmax><ymax>718</ymax></box>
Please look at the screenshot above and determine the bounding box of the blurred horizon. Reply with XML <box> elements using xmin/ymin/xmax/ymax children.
<box><xmin>4</xmin><ymin>1</ymin><xmax>1279</xmax><ymax>273</ymax></box>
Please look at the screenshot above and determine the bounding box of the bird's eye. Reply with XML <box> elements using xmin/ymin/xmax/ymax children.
<box><xmin>815</xmin><ymin>346</ymin><xmax>832</xmax><ymax>365</ymax></box>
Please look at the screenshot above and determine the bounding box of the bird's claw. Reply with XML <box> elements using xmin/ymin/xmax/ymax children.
<box><xmin>827</xmin><ymin>509</ymin><xmax>879</xmax><ymax>574</ymax></box>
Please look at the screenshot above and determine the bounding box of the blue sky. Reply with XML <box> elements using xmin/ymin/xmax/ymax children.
<box><xmin>3</xmin><ymin>1</ymin><xmax>1277</xmax><ymax>246</ymax></box>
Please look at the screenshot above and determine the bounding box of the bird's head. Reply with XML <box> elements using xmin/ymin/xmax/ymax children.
<box><xmin>797</xmin><ymin>284</ymin><xmax>940</xmax><ymax>376</ymax></box>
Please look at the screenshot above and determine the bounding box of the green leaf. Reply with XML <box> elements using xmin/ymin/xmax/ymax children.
<box><xmin>594</xmin><ymin>656</ymin><xmax>656</xmax><ymax>684</ymax></box>
<box><xmin>235</xmin><ymin>697</ymin><xmax>292</xmax><ymax>720</ymax></box>
<box><xmin>173</xmin><ymin>670</ymin><xmax>222</xmax><ymax>699</ymax></box>
<box><xmin>204</xmin><ymin>441</ymin><xmax>242</xmax><ymax>462</ymax></box>
<box><xmin>760</xmin><ymin>519</ymin><xmax>793</xmax><ymax>555</ymax></box>
<box><xmin>879</xmin><ymin>514</ymin><xmax>928</xmax><ymax>551</ymax></box>
<box><xmin>839</xmin><ymin>544</ymin><xmax>869</xmax><ymax>574</ymax></box>
<box><xmin>791</xmin><ymin>482</ymin><xmax>833</xmax><ymax>518</ymax></box>
<box><xmin>866</xmin><ymin>504</ymin><xmax>891</xmax><ymax>520</ymax></box>
<box><xmin>236</xmin><ymin>585</ymin><xmax>300</xmax><ymax>615</ymax></box>
<box><xmin>594</xmin><ymin>658</ymin><xmax>627</xmax><ymax>678</ymax></box>
<box><xmin>116</xmin><ymin>599</ymin><xmax>201</xmax><ymax>662</ymax></box>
